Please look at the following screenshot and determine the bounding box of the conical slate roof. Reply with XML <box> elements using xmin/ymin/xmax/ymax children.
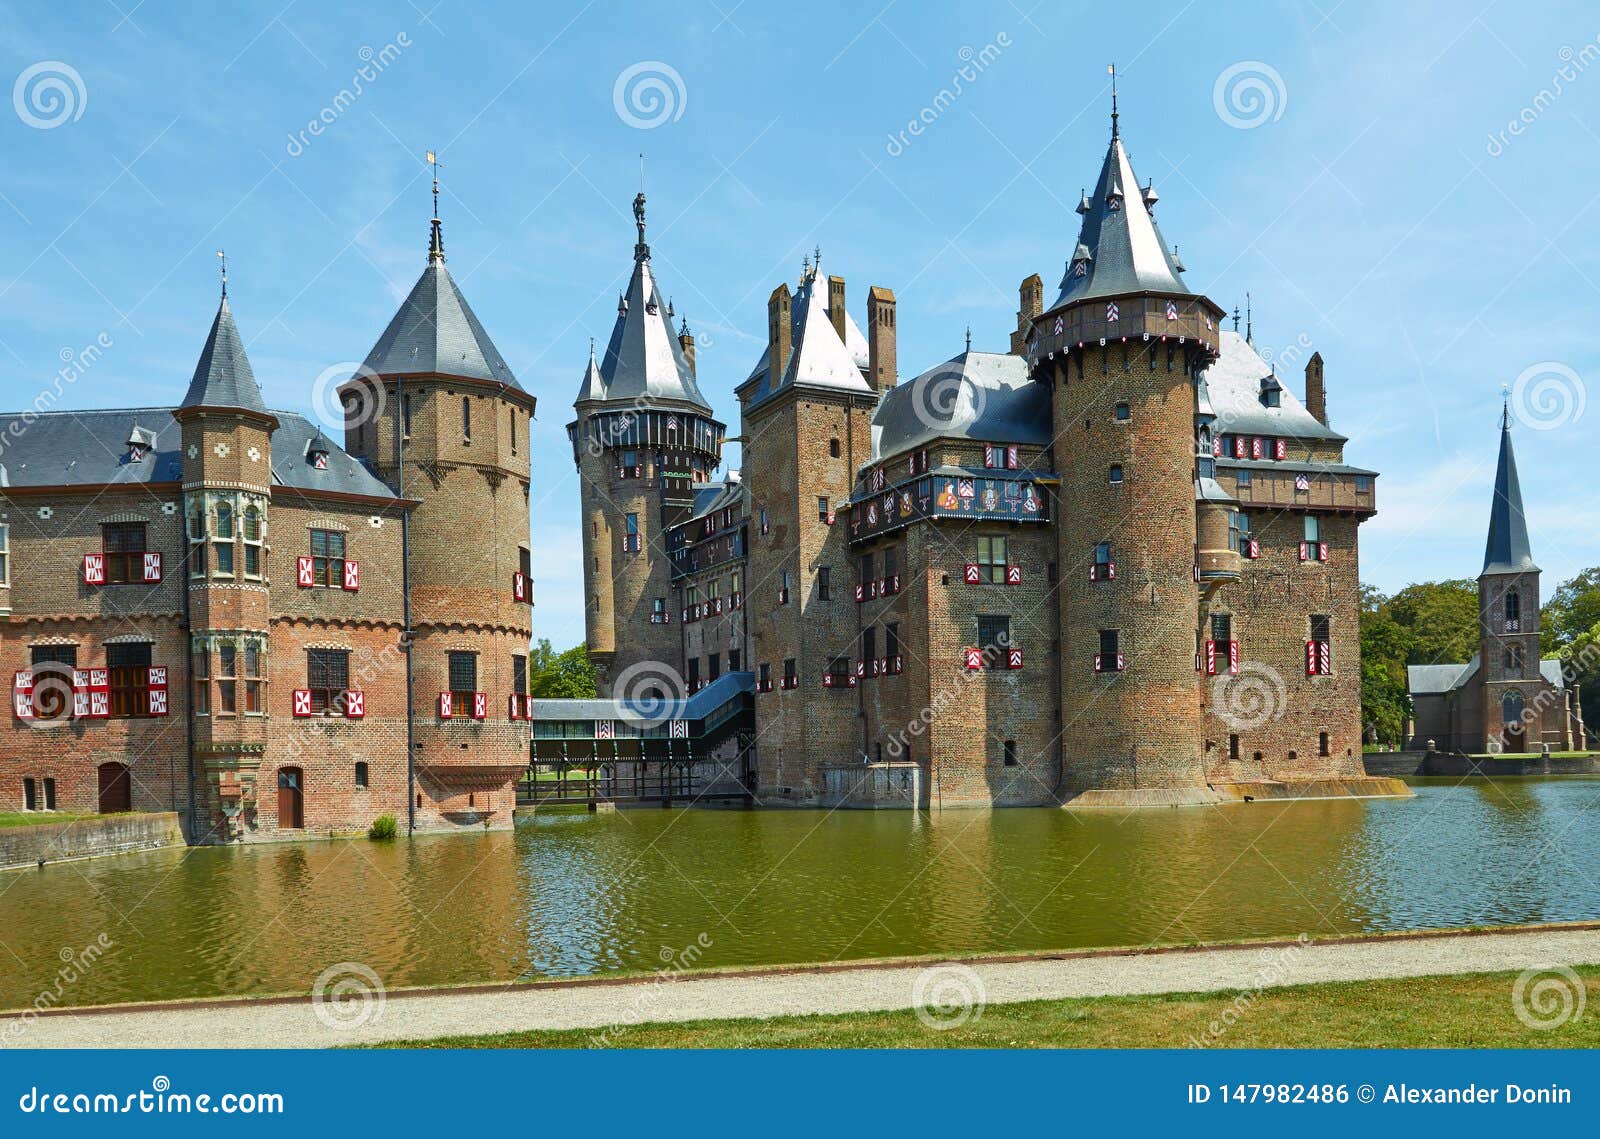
<box><xmin>579</xmin><ymin>193</ymin><xmax>711</xmax><ymax>414</ymax></box>
<box><xmin>743</xmin><ymin>269</ymin><xmax>873</xmax><ymax>409</ymax></box>
<box><xmin>180</xmin><ymin>296</ymin><xmax>268</xmax><ymax>414</ymax></box>
<box><xmin>1483</xmin><ymin>409</ymin><xmax>1537</xmax><ymax>575</ymax></box>
<box><xmin>363</xmin><ymin>240</ymin><xmax>521</xmax><ymax>389</ymax></box>
<box><xmin>1050</xmin><ymin>127</ymin><xmax>1188</xmax><ymax>309</ymax></box>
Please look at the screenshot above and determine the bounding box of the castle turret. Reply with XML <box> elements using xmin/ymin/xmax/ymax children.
<box><xmin>568</xmin><ymin>191</ymin><xmax>725</xmax><ymax>697</ymax></box>
<box><xmin>344</xmin><ymin>164</ymin><xmax>534</xmax><ymax>829</ymax></box>
<box><xmin>1479</xmin><ymin>406</ymin><xmax>1544</xmax><ymax>751</ymax></box>
<box><xmin>172</xmin><ymin>268</ymin><xmax>279</xmax><ymax>840</ymax></box>
<box><xmin>1025</xmin><ymin>88</ymin><xmax>1228</xmax><ymax>798</ymax></box>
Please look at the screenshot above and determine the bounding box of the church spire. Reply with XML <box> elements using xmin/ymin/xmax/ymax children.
<box><xmin>1483</xmin><ymin>406</ymin><xmax>1537</xmax><ymax>575</ymax></box>
<box><xmin>427</xmin><ymin>150</ymin><xmax>445</xmax><ymax>265</ymax></box>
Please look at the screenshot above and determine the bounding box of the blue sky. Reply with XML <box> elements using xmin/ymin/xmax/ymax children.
<box><xmin>3</xmin><ymin>0</ymin><xmax>1598</xmax><ymax>645</ymax></box>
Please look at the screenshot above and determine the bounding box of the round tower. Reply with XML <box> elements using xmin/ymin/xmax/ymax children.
<box><xmin>567</xmin><ymin>192</ymin><xmax>724</xmax><ymax>697</ymax></box>
<box><xmin>343</xmin><ymin>168</ymin><xmax>534</xmax><ymax>831</ymax></box>
<box><xmin>1027</xmin><ymin>97</ymin><xmax>1228</xmax><ymax>796</ymax></box>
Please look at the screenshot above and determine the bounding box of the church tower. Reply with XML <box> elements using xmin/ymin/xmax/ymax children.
<box><xmin>1478</xmin><ymin>406</ymin><xmax>1544</xmax><ymax>751</ymax></box>
<box><xmin>1025</xmin><ymin>85</ymin><xmax>1229</xmax><ymax>797</ymax></box>
<box><xmin>172</xmin><ymin>268</ymin><xmax>278</xmax><ymax>840</ymax></box>
<box><xmin>344</xmin><ymin>165</ymin><xmax>535</xmax><ymax>828</ymax></box>
<box><xmin>568</xmin><ymin>191</ymin><xmax>724</xmax><ymax>697</ymax></box>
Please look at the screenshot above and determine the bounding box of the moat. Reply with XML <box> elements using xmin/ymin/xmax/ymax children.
<box><xmin>3</xmin><ymin>777</ymin><xmax>1598</xmax><ymax>1011</ymax></box>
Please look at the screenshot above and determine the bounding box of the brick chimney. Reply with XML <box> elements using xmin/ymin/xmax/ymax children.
<box><xmin>767</xmin><ymin>284</ymin><xmax>792</xmax><ymax>386</ymax></box>
<box><xmin>827</xmin><ymin>275</ymin><xmax>847</xmax><ymax>343</ymax></box>
<box><xmin>866</xmin><ymin>285</ymin><xmax>897</xmax><ymax>392</ymax></box>
<box><xmin>1305</xmin><ymin>351</ymin><xmax>1326</xmax><ymax>426</ymax></box>
<box><xmin>1010</xmin><ymin>273</ymin><xmax>1043</xmax><ymax>355</ymax></box>
<box><xmin>678</xmin><ymin>323</ymin><xmax>696</xmax><ymax>378</ymax></box>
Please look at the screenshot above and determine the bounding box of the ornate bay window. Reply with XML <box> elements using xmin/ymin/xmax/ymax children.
<box><xmin>187</xmin><ymin>492</ymin><xmax>266</xmax><ymax>581</ymax></box>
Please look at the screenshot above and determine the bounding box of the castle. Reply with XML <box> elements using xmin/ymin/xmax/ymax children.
<box><xmin>571</xmin><ymin>106</ymin><xmax>1400</xmax><ymax>807</ymax></box>
<box><xmin>0</xmin><ymin>198</ymin><xmax>533</xmax><ymax>841</ymax></box>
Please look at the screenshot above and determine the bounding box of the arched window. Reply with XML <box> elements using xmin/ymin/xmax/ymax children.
<box><xmin>243</xmin><ymin>505</ymin><xmax>260</xmax><ymax>542</ymax></box>
<box><xmin>215</xmin><ymin>501</ymin><xmax>234</xmax><ymax>538</ymax></box>
<box><xmin>1502</xmin><ymin>690</ymin><xmax>1525</xmax><ymax>727</ymax></box>
<box><xmin>1505</xmin><ymin>590</ymin><xmax>1521</xmax><ymax>624</ymax></box>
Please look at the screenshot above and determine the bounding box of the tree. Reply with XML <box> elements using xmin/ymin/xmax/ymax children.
<box><xmin>1359</xmin><ymin>584</ymin><xmax>1412</xmax><ymax>747</ymax></box>
<box><xmin>527</xmin><ymin>639</ymin><xmax>597</xmax><ymax>699</ymax></box>
<box><xmin>1543</xmin><ymin>567</ymin><xmax>1600</xmax><ymax>653</ymax></box>
<box><xmin>1383</xmin><ymin>579</ymin><xmax>1478</xmax><ymax>665</ymax></box>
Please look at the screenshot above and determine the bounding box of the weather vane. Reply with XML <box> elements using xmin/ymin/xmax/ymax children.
<box><xmin>216</xmin><ymin>249</ymin><xmax>226</xmax><ymax>298</ymax></box>
<box><xmin>426</xmin><ymin>150</ymin><xmax>441</xmax><ymax>217</ymax></box>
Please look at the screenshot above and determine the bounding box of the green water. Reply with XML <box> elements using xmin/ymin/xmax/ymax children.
<box><xmin>2</xmin><ymin>779</ymin><xmax>1598</xmax><ymax>1010</ymax></box>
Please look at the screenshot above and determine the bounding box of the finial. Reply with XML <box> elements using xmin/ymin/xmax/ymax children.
<box><xmin>632</xmin><ymin>184</ymin><xmax>649</xmax><ymax>262</ymax></box>
<box><xmin>589</xmin><ymin>336</ymin><xmax>596</xmax><ymax>357</ymax></box>
<box><xmin>679</xmin><ymin>316</ymin><xmax>690</xmax><ymax>337</ymax></box>
<box><xmin>667</xmin><ymin>297</ymin><xmax>675</xmax><ymax>319</ymax></box>
<box><xmin>1245</xmin><ymin>291</ymin><xmax>1253</xmax><ymax>344</ymax></box>
<box><xmin>814</xmin><ymin>243</ymin><xmax>822</xmax><ymax>270</ymax></box>
<box><xmin>1232</xmin><ymin>304</ymin><xmax>1241</xmax><ymax>333</ymax></box>
<box><xmin>1502</xmin><ymin>385</ymin><xmax>1511</xmax><ymax>429</ymax></box>
<box><xmin>1108</xmin><ymin>63</ymin><xmax>1119</xmax><ymax>139</ymax></box>
<box><xmin>216</xmin><ymin>249</ymin><xmax>227</xmax><ymax>299</ymax></box>
<box><xmin>426</xmin><ymin>149</ymin><xmax>445</xmax><ymax>265</ymax></box>
<box><xmin>802</xmin><ymin>254</ymin><xmax>811</xmax><ymax>281</ymax></box>
<box><xmin>965</xmin><ymin>325</ymin><xmax>972</xmax><ymax>352</ymax></box>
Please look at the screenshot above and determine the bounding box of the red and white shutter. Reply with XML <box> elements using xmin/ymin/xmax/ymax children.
<box><xmin>342</xmin><ymin>560</ymin><xmax>360</xmax><ymax>591</ymax></box>
<box><xmin>1006</xmin><ymin>565</ymin><xmax>1022</xmax><ymax>585</ymax></box>
<box><xmin>73</xmin><ymin>670</ymin><xmax>90</xmax><ymax>718</ymax></box>
<box><xmin>1251</xmin><ymin>437</ymin><xmax>1264</xmax><ymax>460</ymax></box>
<box><xmin>88</xmin><ymin>670</ymin><xmax>110</xmax><ymax>718</ymax></box>
<box><xmin>1006</xmin><ymin>445</ymin><xmax>1020</xmax><ymax>470</ymax></box>
<box><xmin>1234</xmin><ymin>437</ymin><xmax>1247</xmax><ymax>459</ymax></box>
<box><xmin>1116</xmin><ymin>653</ymin><xmax>1126</xmax><ymax>671</ymax></box>
<box><xmin>1305</xmin><ymin>642</ymin><xmax>1318</xmax><ymax>676</ymax></box>
<box><xmin>1205</xmin><ymin>640</ymin><xmax>1218</xmax><ymax>676</ymax></box>
<box><xmin>438</xmin><ymin>692</ymin><xmax>453</xmax><ymax>719</ymax></box>
<box><xmin>472</xmin><ymin>692</ymin><xmax>487</xmax><ymax>720</ymax></box>
<box><xmin>1228</xmin><ymin>640</ymin><xmax>1240</xmax><ymax>676</ymax></box>
<box><xmin>962</xmin><ymin>647</ymin><xmax>983</xmax><ymax>671</ymax></box>
<box><xmin>512</xmin><ymin>572</ymin><xmax>527</xmax><ymax>603</ymax></box>
<box><xmin>345</xmin><ymin>690</ymin><xmax>365</xmax><ymax>719</ymax></box>
<box><xmin>1274</xmin><ymin>438</ymin><xmax>1287</xmax><ymax>461</ymax></box>
<box><xmin>293</xmin><ymin>689</ymin><xmax>313</xmax><ymax>717</ymax></box>
<box><xmin>1319</xmin><ymin>642</ymin><xmax>1331</xmax><ymax>676</ymax></box>
<box><xmin>1007</xmin><ymin>647</ymin><xmax>1023</xmax><ymax>670</ymax></box>
<box><xmin>297</xmin><ymin>556</ymin><xmax>315</xmax><ymax>587</ymax></box>
<box><xmin>1248</xmin><ymin>539</ymin><xmax>1260</xmax><ymax>559</ymax></box>
<box><xmin>508</xmin><ymin>694</ymin><xmax>523</xmax><ymax>720</ymax></box>
<box><xmin>1298</xmin><ymin>542</ymin><xmax>1309</xmax><ymax>562</ymax></box>
<box><xmin>1093</xmin><ymin>654</ymin><xmax>1104</xmax><ymax>673</ymax></box>
<box><xmin>13</xmin><ymin>671</ymin><xmax>34</xmax><ymax>719</ymax></box>
<box><xmin>83</xmin><ymin>554</ymin><xmax>105</xmax><ymax>585</ymax></box>
<box><xmin>148</xmin><ymin>666</ymin><xmax>169</xmax><ymax>715</ymax></box>
<box><xmin>984</xmin><ymin>444</ymin><xmax>997</xmax><ymax>468</ymax></box>
<box><xmin>142</xmin><ymin>552</ymin><xmax>163</xmax><ymax>583</ymax></box>
<box><xmin>822</xmin><ymin>673</ymin><xmax>834</xmax><ymax>689</ymax></box>
<box><xmin>964</xmin><ymin>564</ymin><xmax>981</xmax><ymax>585</ymax></box>
<box><xmin>1319</xmin><ymin>542</ymin><xmax>1329</xmax><ymax>562</ymax></box>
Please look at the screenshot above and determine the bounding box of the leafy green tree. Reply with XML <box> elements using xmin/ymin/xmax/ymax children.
<box><xmin>1543</xmin><ymin>567</ymin><xmax>1600</xmax><ymax>653</ymax></box>
<box><xmin>1359</xmin><ymin>585</ymin><xmax>1412</xmax><ymax>747</ymax></box>
<box><xmin>527</xmin><ymin>639</ymin><xmax>597</xmax><ymax>699</ymax></box>
<box><xmin>1384</xmin><ymin>579</ymin><xmax>1478</xmax><ymax>664</ymax></box>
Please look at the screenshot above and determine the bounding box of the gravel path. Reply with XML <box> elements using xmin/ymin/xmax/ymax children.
<box><xmin>8</xmin><ymin>924</ymin><xmax>1599</xmax><ymax>1049</ymax></box>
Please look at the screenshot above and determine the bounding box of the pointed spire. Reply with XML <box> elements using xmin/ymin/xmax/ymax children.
<box><xmin>180</xmin><ymin>275</ymin><xmax>269</xmax><ymax>416</ymax></box>
<box><xmin>426</xmin><ymin>150</ymin><xmax>445</xmax><ymax>265</ymax></box>
<box><xmin>1483</xmin><ymin>406</ymin><xmax>1537</xmax><ymax>575</ymax></box>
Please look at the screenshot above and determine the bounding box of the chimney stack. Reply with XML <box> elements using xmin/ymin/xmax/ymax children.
<box><xmin>866</xmin><ymin>286</ymin><xmax>897</xmax><ymax>393</ymax></box>
<box><xmin>1305</xmin><ymin>351</ymin><xmax>1327</xmax><ymax>426</ymax></box>
<box><xmin>678</xmin><ymin>322</ymin><xmax>696</xmax><ymax>378</ymax></box>
<box><xmin>1010</xmin><ymin>273</ymin><xmax>1043</xmax><ymax>355</ymax></box>
<box><xmin>828</xmin><ymin>275</ymin><xmax>847</xmax><ymax>343</ymax></box>
<box><xmin>767</xmin><ymin>284</ymin><xmax>792</xmax><ymax>387</ymax></box>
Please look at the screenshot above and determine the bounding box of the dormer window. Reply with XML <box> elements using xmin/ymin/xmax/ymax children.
<box><xmin>1259</xmin><ymin>376</ymin><xmax>1283</xmax><ymax>409</ymax></box>
<box><xmin>306</xmin><ymin>435</ymin><xmax>330</xmax><ymax>471</ymax></box>
<box><xmin>126</xmin><ymin>425</ymin><xmax>156</xmax><ymax>463</ymax></box>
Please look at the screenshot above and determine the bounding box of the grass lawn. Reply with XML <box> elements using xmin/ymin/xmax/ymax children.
<box><xmin>387</xmin><ymin>967</ymin><xmax>1600</xmax><ymax>1049</ymax></box>
<box><xmin>0</xmin><ymin>811</ymin><xmax>102</xmax><ymax>829</ymax></box>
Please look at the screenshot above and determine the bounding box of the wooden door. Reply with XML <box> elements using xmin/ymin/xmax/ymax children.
<box><xmin>97</xmin><ymin>763</ymin><xmax>131</xmax><ymax>813</ymax></box>
<box><xmin>277</xmin><ymin>767</ymin><xmax>304</xmax><ymax>829</ymax></box>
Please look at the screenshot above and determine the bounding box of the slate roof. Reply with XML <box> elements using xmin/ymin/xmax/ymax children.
<box><xmin>1483</xmin><ymin>411</ymin><xmax>1537</xmax><ymax>575</ymax></box>
<box><xmin>179</xmin><ymin>296</ymin><xmax>269</xmax><ymax>414</ymax></box>
<box><xmin>1408</xmin><ymin>655</ymin><xmax>1566</xmax><ymax>696</ymax></box>
<box><xmin>871</xmin><ymin>350</ymin><xmax>1049</xmax><ymax>464</ymax></box>
<box><xmin>363</xmin><ymin>257</ymin><xmax>522</xmax><ymax>391</ymax></box>
<box><xmin>687</xmin><ymin>470</ymin><xmax>746</xmax><ymax>524</ymax></box>
<box><xmin>742</xmin><ymin>270</ymin><xmax>874</xmax><ymax>410</ymax></box>
<box><xmin>578</xmin><ymin>199</ymin><xmax>712</xmax><ymax>414</ymax></box>
<box><xmin>0</xmin><ymin>407</ymin><xmax>396</xmax><ymax>499</ymax></box>
<box><xmin>1049</xmin><ymin>127</ymin><xmax>1188</xmax><ymax>310</ymax></box>
<box><xmin>527</xmin><ymin>669</ymin><xmax>753</xmax><ymax>725</ymax></box>
<box><xmin>1200</xmin><ymin>332</ymin><xmax>1345</xmax><ymax>442</ymax></box>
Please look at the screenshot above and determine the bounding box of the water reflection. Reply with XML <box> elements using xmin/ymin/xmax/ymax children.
<box><xmin>2</xmin><ymin>779</ymin><xmax>1599</xmax><ymax>1010</ymax></box>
